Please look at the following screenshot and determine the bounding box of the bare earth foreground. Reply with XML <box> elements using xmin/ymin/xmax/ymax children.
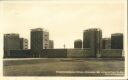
<box><xmin>3</xmin><ymin>58</ymin><xmax>124</xmax><ymax>76</ymax></box>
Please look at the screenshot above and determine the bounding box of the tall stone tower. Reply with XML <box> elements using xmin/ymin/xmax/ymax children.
<box><xmin>74</xmin><ymin>39</ymin><xmax>82</xmax><ymax>48</ymax></box>
<box><xmin>4</xmin><ymin>33</ymin><xmax>21</xmax><ymax>58</ymax></box>
<box><xmin>111</xmin><ymin>33</ymin><xmax>123</xmax><ymax>49</ymax></box>
<box><xmin>30</xmin><ymin>28</ymin><xmax>49</xmax><ymax>58</ymax></box>
<box><xmin>83</xmin><ymin>28</ymin><xmax>102</xmax><ymax>57</ymax></box>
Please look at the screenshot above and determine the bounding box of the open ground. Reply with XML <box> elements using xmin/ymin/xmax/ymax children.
<box><xmin>3</xmin><ymin>58</ymin><xmax>124</xmax><ymax>76</ymax></box>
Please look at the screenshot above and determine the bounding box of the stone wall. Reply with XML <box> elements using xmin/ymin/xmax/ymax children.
<box><xmin>101</xmin><ymin>49</ymin><xmax>122</xmax><ymax>58</ymax></box>
<box><xmin>8</xmin><ymin>50</ymin><xmax>31</xmax><ymax>58</ymax></box>
<box><xmin>6</xmin><ymin>49</ymin><xmax>123</xmax><ymax>58</ymax></box>
<box><xmin>67</xmin><ymin>49</ymin><xmax>85</xmax><ymax>58</ymax></box>
<box><xmin>67</xmin><ymin>49</ymin><xmax>92</xmax><ymax>58</ymax></box>
<box><xmin>83</xmin><ymin>49</ymin><xmax>93</xmax><ymax>58</ymax></box>
<box><xmin>42</xmin><ymin>49</ymin><xmax>67</xmax><ymax>58</ymax></box>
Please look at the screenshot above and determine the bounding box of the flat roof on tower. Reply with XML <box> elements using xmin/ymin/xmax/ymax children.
<box><xmin>31</xmin><ymin>28</ymin><xmax>43</xmax><ymax>31</ymax></box>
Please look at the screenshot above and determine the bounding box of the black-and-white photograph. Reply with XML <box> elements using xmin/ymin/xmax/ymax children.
<box><xmin>0</xmin><ymin>0</ymin><xmax>127</xmax><ymax>79</ymax></box>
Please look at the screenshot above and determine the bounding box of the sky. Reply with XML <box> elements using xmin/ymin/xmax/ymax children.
<box><xmin>0</xmin><ymin>0</ymin><xmax>126</xmax><ymax>49</ymax></box>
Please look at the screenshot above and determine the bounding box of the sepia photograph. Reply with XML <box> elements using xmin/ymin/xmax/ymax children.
<box><xmin>0</xmin><ymin>0</ymin><xmax>127</xmax><ymax>79</ymax></box>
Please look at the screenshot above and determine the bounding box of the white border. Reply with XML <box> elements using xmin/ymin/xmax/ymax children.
<box><xmin>0</xmin><ymin>0</ymin><xmax>127</xmax><ymax>80</ymax></box>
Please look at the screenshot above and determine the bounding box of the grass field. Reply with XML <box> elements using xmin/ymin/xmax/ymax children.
<box><xmin>3</xmin><ymin>58</ymin><xmax>124</xmax><ymax>76</ymax></box>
